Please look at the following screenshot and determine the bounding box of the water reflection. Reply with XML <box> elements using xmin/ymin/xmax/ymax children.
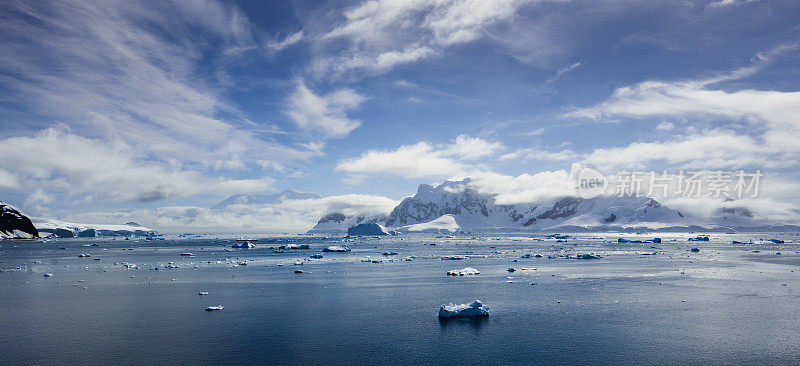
<box><xmin>438</xmin><ymin>316</ymin><xmax>489</xmax><ymax>332</ymax></box>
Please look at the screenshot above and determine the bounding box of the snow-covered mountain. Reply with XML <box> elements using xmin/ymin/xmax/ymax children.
<box><xmin>213</xmin><ymin>190</ymin><xmax>322</xmax><ymax>209</ymax></box>
<box><xmin>0</xmin><ymin>201</ymin><xmax>39</xmax><ymax>239</ymax></box>
<box><xmin>310</xmin><ymin>178</ymin><xmax>693</xmax><ymax>233</ymax></box>
<box><xmin>35</xmin><ymin>219</ymin><xmax>158</xmax><ymax>238</ymax></box>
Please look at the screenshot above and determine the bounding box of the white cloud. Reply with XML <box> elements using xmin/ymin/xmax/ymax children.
<box><xmin>546</xmin><ymin>61</ymin><xmax>583</xmax><ymax>84</ymax></box>
<box><xmin>0</xmin><ymin>169</ymin><xmax>19</xmax><ymax>189</ymax></box>
<box><xmin>336</xmin><ymin>142</ymin><xmax>465</xmax><ymax>178</ymax></box>
<box><xmin>336</xmin><ymin>135</ymin><xmax>503</xmax><ymax>178</ymax></box>
<box><xmin>314</xmin><ymin>0</ymin><xmax>555</xmax><ymax>75</ymax></box>
<box><xmin>655</xmin><ymin>121</ymin><xmax>675</xmax><ymax>131</ymax></box>
<box><xmin>443</xmin><ymin>135</ymin><xmax>503</xmax><ymax>160</ymax></box>
<box><xmin>0</xmin><ymin>128</ymin><xmax>275</xmax><ymax>203</ymax></box>
<box><xmin>568</xmin><ymin>46</ymin><xmax>800</xmax><ymax>169</ymax></box>
<box><xmin>0</xmin><ymin>0</ymin><xmax>317</xmax><ymax>205</ymax></box>
<box><xmin>266</xmin><ymin>30</ymin><xmax>304</xmax><ymax>52</ymax></box>
<box><xmin>499</xmin><ymin>148</ymin><xmax>579</xmax><ymax>162</ymax></box>
<box><xmin>68</xmin><ymin>194</ymin><xmax>399</xmax><ymax>233</ymax></box>
<box><xmin>581</xmin><ymin>130</ymin><xmax>791</xmax><ymax>171</ymax></box>
<box><xmin>285</xmin><ymin>81</ymin><xmax>366</xmax><ymax>138</ymax></box>
<box><xmin>469</xmin><ymin>170</ymin><xmax>577</xmax><ymax>205</ymax></box>
<box><xmin>707</xmin><ymin>0</ymin><xmax>754</xmax><ymax>8</ymax></box>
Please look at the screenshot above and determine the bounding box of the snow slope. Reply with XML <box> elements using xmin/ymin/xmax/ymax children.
<box><xmin>401</xmin><ymin>214</ymin><xmax>460</xmax><ymax>233</ymax></box>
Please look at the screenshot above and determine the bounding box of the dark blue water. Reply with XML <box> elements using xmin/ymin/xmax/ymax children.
<box><xmin>2</xmin><ymin>233</ymin><xmax>800</xmax><ymax>365</ymax></box>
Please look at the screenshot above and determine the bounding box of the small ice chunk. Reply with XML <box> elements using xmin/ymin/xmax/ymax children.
<box><xmin>438</xmin><ymin>300</ymin><xmax>489</xmax><ymax>318</ymax></box>
<box><xmin>231</xmin><ymin>241</ymin><xmax>255</xmax><ymax>248</ymax></box>
<box><xmin>205</xmin><ymin>305</ymin><xmax>223</xmax><ymax>311</ymax></box>
<box><xmin>43</xmin><ymin>273</ymin><xmax>53</xmax><ymax>277</ymax></box>
<box><xmin>446</xmin><ymin>267</ymin><xmax>479</xmax><ymax>276</ymax></box>
<box><xmin>310</xmin><ymin>254</ymin><xmax>323</xmax><ymax>259</ymax></box>
<box><xmin>440</xmin><ymin>256</ymin><xmax>466</xmax><ymax>260</ymax></box>
<box><xmin>507</xmin><ymin>267</ymin><xmax>516</xmax><ymax>272</ymax></box>
<box><xmin>323</xmin><ymin>245</ymin><xmax>351</xmax><ymax>252</ymax></box>
<box><xmin>198</xmin><ymin>292</ymin><xmax>209</xmax><ymax>296</ymax></box>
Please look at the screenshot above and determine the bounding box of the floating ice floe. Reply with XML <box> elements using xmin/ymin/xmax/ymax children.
<box><xmin>748</xmin><ymin>238</ymin><xmax>785</xmax><ymax>244</ymax></box>
<box><xmin>690</xmin><ymin>248</ymin><xmax>700</xmax><ymax>253</ymax></box>
<box><xmin>231</xmin><ymin>241</ymin><xmax>255</xmax><ymax>248</ymax></box>
<box><xmin>323</xmin><ymin>245</ymin><xmax>350</xmax><ymax>252</ymax></box>
<box><xmin>205</xmin><ymin>305</ymin><xmax>223</xmax><ymax>311</ymax></box>
<box><xmin>43</xmin><ymin>273</ymin><xmax>53</xmax><ymax>277</ymax></box>
<box><xmin>180</xmin><ymin>253</ymin><xmax>193</xmax><ymax>256</ymax></box>
<box><xmin>688</xmin><ymin>236</ymin><xmax>709</xmax><ymax>242</ymax></box>
<box><xmin>573</xmin><ymin>254</ymin><xmax>602</xmax><ymax>259</ymax></box>
<box><xmin>382</xmin><ymin>251</ymin><xmax>398</xmax><ymax>256</ymax></box>
<box><xmin>294</xmin><ymin>270</ymin><xmax>304</xmax><ymax>273</ymax></box>
<box><xmin>285</xmin><ymin>244</ymin><xmax>310</xmax><ymax>250</ymax></box>
<box><xmin>446</xmin><ymin>267</ymin><xmax>480</xmax><ymax>276</ymax></box>
<box><xmin>198</xmin><ymin>292</ymin><xmax>208</xmax><ymax>296</ymax></box>
<box><xmin>507</xmin><ymin>267</ymin><xmax>516</xmax><ymax>272</ymax></box>
<box><xmin>309</xmin><ymin>254</ymin><xmax>323</xmax><ymax>259</ymax></box>
<box><xmin>294</xmin><ymin>261</ymin><xmax>303</xmax><ymax>265</ymax></box>
<box><xmin>440</xmin><ymin>256</ymin><xmax>466</xmax><ymax>260</ymax></box>
<box><xmin>617</xmin><ymin>237</ymin><xmax>661</xmax><ymax>244</ymax></box>
<box><xmin>438</xmin><ymin>300</ymin><xmax>489</xmax><ymax>318</ymax></box>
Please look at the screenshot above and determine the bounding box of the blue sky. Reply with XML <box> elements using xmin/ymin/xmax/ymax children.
<box><xmin>1</xmin><ymin>0</ymin><xmax>799</xmax><ymax>231</ymax></box>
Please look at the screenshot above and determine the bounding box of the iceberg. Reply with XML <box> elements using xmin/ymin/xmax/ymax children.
<box><xmin>347</xmin><ymin>222</ymin><xmax>391</xmax><ymax>236</ymax></box>
<box><xmin>231</xmin><ymin>241</ymin><xmax>255</xmax><ymax>248</ymax></box>
<box><xmin>440</xmin><ymin>256</ymin><xmax>466</xmax><ymax>260</ymax></box>
<box><xmin>617</xmin><ymin>237</ymin><xmax>661</xmax><ymax>244</ymax></box>
<box><xmin>323</xmin><ymin>245</ymin><xmax>351</xmax><ymax>252</ymax></box>
<box><xmin>573</xmin><ymin>254</ymin><xmax>602</xmax><ymax>259</ymax></box>
<box><xmin>446</xmin><ymin>267</ymin><xmax>480</xmax><ymax>276</ymax></box>
<box><xmin>438</xmin><ymin>300</ymin><xmax>489</xmax><ymax>318</ymax></box>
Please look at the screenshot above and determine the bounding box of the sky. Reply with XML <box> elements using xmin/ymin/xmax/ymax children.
<box><xmin>1</xmin><ymin>0</ymin><xmax>799</xmax><ymax>232</ymax></box>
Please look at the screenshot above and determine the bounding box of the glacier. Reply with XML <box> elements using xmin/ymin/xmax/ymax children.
<box><xmin>34</xmin><ymin>218</ymin><xmax>158</xmax><ymax>238</ymax></box>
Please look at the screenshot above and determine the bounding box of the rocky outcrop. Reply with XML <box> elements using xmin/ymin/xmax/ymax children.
<box><xmin>0</xmin><ymin>202</ymin><xmax>39</xmax><ymax>239</ymax></box>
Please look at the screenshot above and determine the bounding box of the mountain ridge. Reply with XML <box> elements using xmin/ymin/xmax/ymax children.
<box><xmin>308</xmin><ymin>178</ymin><xmax>788</xmax><ymax>233</ymax></box>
